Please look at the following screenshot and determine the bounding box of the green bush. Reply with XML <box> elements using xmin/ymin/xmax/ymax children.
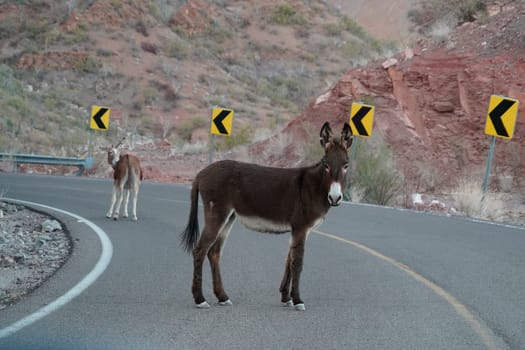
<box><xmin>409</xmin><ymin>0</ymin><xmax>487</xmax><ymax>30</ymax></box>
<box><xmin>0</xmin><ymin>64</ymin><xmax>24</xmax><ymax>96</ymax></box>
<box><xmin>222</xmin><ymin>124</ymin><xmax>253</xmax><ymax>150</ymax></box>
<box><xmin>455</xmin><ymin>0</ymin><xmax>486</xmax><ymax>22</ymax></box>
<box><xmin>6</xmin><ymin>97</ymin><xmax>30</xmax><ymax>118</ymax></box>
<box><xmin>270</xmin><ymin>4</ymin><xmax>308</xmax><ymax>26</ymax></box>
<box><xmin>164</xmin><ymin>39</ymin><xmax>189</xmax><ymax>59</ymax></box>
<box><xmin>341</xmin><ymin>16</ymin><xmax>367</xmax><ymax>38</ymax></box>
<box><xmin>0</xmin><ymin>17</ymin><xmax>18</xmax><ymax>40</ymax></box>
<box><xmin>177</xmin><ymin>117</ymin><xmax>207</xmax><ymax>142</ymax></box>
<box><xmin>347</xmin><ymin>136</ymin><xmax>403</xmax><ymax>205</ymax></box>
<box><xmin>74</xmin><ymin>55</ymin><xmax>97</xmax><ymax>73</ymax></box>
<box><xmin>324</xmin><ymin>23</ymin><xmax>342</xmax><ymax>36</ymax></box>
<box><xmin>62</xmin><ymin>25</ymin><xmax>89</xmax><ymax>44</ymax></box>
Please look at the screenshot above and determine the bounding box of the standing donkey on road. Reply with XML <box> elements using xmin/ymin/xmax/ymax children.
<box><xmin>106</xmin><ymin>138</ymin><xmax>143</xmax><ymax>221</ymax></box>
<box><xmin>181</xmin><ymin>122</ymin><xmax>353</xmax><ymax>310</ymax></box>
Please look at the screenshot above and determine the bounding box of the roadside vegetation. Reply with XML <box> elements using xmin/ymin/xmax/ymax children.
<box><xmin>346</xmin><ymin>134</ymin><xmax>404</xmax><ymax>206</ymax></box>
<box><xmin>452</xmin><ymin>177</ymin><xmax>504</xmax><ymax>220</ymax></box>
<box><xmin>408</xmin><ymin>0</ymin><xmax>487</xmax><ymax>41</ymax></box>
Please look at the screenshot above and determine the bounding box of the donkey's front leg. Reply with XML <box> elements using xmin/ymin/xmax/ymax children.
<box><xmin>288</xmin><ymin>230</ymin><xmax>307</xmax><ymax>311</ymax></box>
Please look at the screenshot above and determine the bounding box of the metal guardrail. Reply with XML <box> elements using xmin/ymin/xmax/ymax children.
<box><xmin>0</xmin><ymin>153</ymin><xmax>94</xmax><ymax>176</ymax></box>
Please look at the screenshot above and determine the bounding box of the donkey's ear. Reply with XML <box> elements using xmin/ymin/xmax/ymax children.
<box><xmin>340</xmin><ymin>123</ymin><xmax>353</xmax><ymax>149</ymax></box>
<box><xmin>320</xmin><ymin>122</ymin><xmax>333</xmax><ymax>149</ymax></box>
<box><xmin>115</xmin><ymin>136</ymin><xmax>126</xmax><ymax>149</ymax></box>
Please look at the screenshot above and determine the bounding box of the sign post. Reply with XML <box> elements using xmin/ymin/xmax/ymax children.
<box><xmin>482</xmin><ymin>95</ymin><xmax>519</xmax><ymax>197</ymax></box>
<box><xmin>209</xmin><ymin>107</ymin><xmax>234</xmax><ymax>164</ymax></box>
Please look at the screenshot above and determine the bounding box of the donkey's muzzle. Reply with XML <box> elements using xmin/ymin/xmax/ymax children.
<box><xmin>328</xmin><ymin>183</ymin><xmax>343</xmax><ymax>206</ymax></box>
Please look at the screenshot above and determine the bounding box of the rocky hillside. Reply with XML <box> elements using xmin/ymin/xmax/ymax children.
<box><xmin>0</xmin><ymin>0</ymin><xmax>411</xmax><ymax>167</ymax></box>
<box><xmin>279</xmin><ymin>1</ymin><xmax>525</xmax><ymax>193</ymax></box>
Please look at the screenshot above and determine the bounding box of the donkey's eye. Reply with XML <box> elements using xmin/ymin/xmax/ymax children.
<box><xmin>343</xmin><ymin>163</ymin><xmax>349</xmax><ymax>172</ymax></box>
<box><xmin>324</xmin><ymin>164</ymin><xmax>330</xmax><ymax>173</ymax></box>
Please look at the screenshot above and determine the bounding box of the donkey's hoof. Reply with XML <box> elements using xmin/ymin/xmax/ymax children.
<box><xmin>281</xmin><ymin>300</ymin><xmax>293</xmax><ymax>307</ymax></box>
<box><xmin>106</xmin><ymin>213</ymin><xmax>111</xmax><ymax>219</ymax></box>
<box><xmin>218</xmin><ymin>299</ymin><xmax>232</xmax><ymax>306</ymax></box>
<box><xmin>123</xmin><ymin>214</ymin><xmax>129</xmax><ymax>218</ymax></box>
<box><xmin>294</xmin><ymin>303</ymin><xmax>306</xmax><ymax>311</ymax></box>
<box><xmin>131</xmin><ymin>215</ymin><xmax>138</xmax><ymax>221</ymax></box>
<box><xmin>196</xmin><ymin>301</ymin><xmax>211</xmax><ymax>309</ymax></box>
<box><xmin>113</xmin><ymin>217</ymin><xmax>118</xmax><ymax>221</ymax></box>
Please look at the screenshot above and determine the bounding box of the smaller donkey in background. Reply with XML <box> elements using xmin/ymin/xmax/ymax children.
<box><xmin>106</xmin><ymin>138</ymin><xmax>143</xmax><ymax>221</ymax></box>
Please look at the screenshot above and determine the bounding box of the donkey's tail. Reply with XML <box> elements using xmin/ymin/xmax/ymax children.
<box><xmin>180</xmin><ymin>178</ymin><xmax>200</xmax><ymax>253</ymax></box>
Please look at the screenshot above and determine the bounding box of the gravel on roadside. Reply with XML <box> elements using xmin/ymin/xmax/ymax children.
<box><xmin>0</xmin><ymin>202</ymin><xmax>71</xmax><ymax>310</ymax></box>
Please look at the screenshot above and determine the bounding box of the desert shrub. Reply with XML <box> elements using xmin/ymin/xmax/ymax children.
<box><xmin>255</xmin><ymin>74</ymin><xmax>317</xmax><ymax>108</ymax></box>
<box><xmin>207</xmin><ymin>25</ymin><xmax>233</xmax><ymax>44</ymax></box>
<box><xmin>342</xmin><ymin>40</ymin><xmax>369</xmax><ymax>58</ymax></box>
<box><xmin>0</xmin><ymin>64</ymin><xmax>24</xmax><ymax>96</ymax></box>
<box><xmin>341</xmin><ymin>15</ymin><xmax>367</xmax><ymax>38</ymax></box>
<box><xmin>6</xmin><ymin>97</ymin><xmax>30</xmax><ymax>118</ymax></box>
<box><xmin>270</xmin><ymin>3</ymin><xmax>308</xmax><ymax>26</ymax></box>
<box><xmin>452</xmin><ymin>177</ymin><xmax>483</xmax><ymax>217</ymax></box>
<box><xmin>110</xmin><ymin>0</ymin><xmax>122</xmax><ymax>10</ymax></box>
<box><xmin>74</xmin><ymin>55</ymin><xmax>97</xmax><ymax>72</ymax></box>
<box><xmin>348</xmin><ymin>135</ymin><xmax>404</xmax><ymax>205</ymax></box>
<box><xmin>141</xmin><ymin>42</ymin><xmax>159</xmax><ymax>55</ymax></box>
<box><xmin>142</xmin><ymin>87</ymin><xmax>158</xmax><ymax>105</ymax></box>
<box><xmin>409</xmin><ymin>0</ymin><xmax>487</xmax><ymax>32</ymax></box>
<box><xmin>63</xmin><ymin>24</ymin><xmax>89</xmax><ymax>44</ymax></box>
<box><xmin>177</xmin><ymin>117</ymin><xmax>207</xmax><ymax>142</ymax></box>
<box><xmin>324</xmin><ymin>23</ymin><xmax>342</xmax><ymax>36</ymax></box>
<box><xmin>0</xmin><ymin>17</ymin><xmax>18</xmax><ymax>40</ymax></box>
<box><xmin>452</xmin><ymin>177</ymin><xmax>504</xmax><ymax>220</ymax></box>
<box><xmin>164</xmin><ymin>39</ymin><xmax>189</xmax><ymax>59</ymax></box>
<box><xmin>221</xmin><ymin>124</ymin><xmax>253</xmax><ymax>150</ymax></box>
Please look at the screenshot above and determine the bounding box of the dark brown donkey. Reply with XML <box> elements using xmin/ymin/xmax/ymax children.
<box><xmin>181</xmin><ymin>122</ymin><xmax>353</xmax><ymax>311</ymax></box>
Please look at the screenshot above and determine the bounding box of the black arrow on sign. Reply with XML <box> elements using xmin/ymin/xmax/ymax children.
<box><xmin>93</xmin><ymin>108</ymin><xmax>109</xmax><ymax>129</ymax></box>
<box><xmin>489</xmin><ymin>99</ymin><xmax>515</xmax><ymax>137</ymax></box>
<box><xmin>213</xmin><ymin>109</ymin><xmax>231</xmax><ymax>135</ymax></box>
<box><xmin>351</xmin><ymin>106</ymin><xmax>372</xmax><ymax>136</ymax></box>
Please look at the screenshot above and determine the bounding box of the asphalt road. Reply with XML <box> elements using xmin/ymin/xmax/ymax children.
<box><xmin>0</xmin><ymin>173</ymin><xmax>523</xmax><ymax>350</ymax></box>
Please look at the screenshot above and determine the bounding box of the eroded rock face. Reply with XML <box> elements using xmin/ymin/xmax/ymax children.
<box><xmin>283</xmin><ymin>3</ymin><xmax>525</xmax><ymax>192</ymax></box>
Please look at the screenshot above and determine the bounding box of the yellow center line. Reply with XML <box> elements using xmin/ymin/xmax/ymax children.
<box><xmin>314</xmin><ymin>229</ymin><xmax>505</xmax><ymax>350</ymax></box>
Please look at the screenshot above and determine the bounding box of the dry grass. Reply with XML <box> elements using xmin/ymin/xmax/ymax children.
<box><xmin>452</xmin><ymin>177</ymin><xmax>505</xmax><ymax>220</ymax></box>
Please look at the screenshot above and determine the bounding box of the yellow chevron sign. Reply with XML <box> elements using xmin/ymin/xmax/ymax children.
<box><xmin>210</xmin><ymin>107</ymin><xmax>234</xmax><ymax>136</ymax></box>
<box><xmin>349</xmin><ymin>102</ymin><xmax>374</xmax><ymax>138</ymax></box>
<box><xmin>90</xmin><ymin>105</ymin><xmax>111</xmax><ymax>131</ymax></box>
<box><xmin>485</xmin><ymin>95</ymin><xmax>519</xmax><ymax>139</ymax></box>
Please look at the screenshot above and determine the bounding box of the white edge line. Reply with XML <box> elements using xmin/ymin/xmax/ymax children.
<box><xmin>0</xmin><ymin>198</ymin><xmax>113</xmax><ymax>339</ymax></box>
<box><xmin>341</xmin><ymin>200</ymin><xmax>525</xmax><ymax>231</ymax></box>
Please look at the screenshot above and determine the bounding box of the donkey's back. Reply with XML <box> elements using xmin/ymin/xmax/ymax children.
<box><xmin>195</xmin><ymin>160</ymin><xmax>305</xmax><ymax>222</ymax></box>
